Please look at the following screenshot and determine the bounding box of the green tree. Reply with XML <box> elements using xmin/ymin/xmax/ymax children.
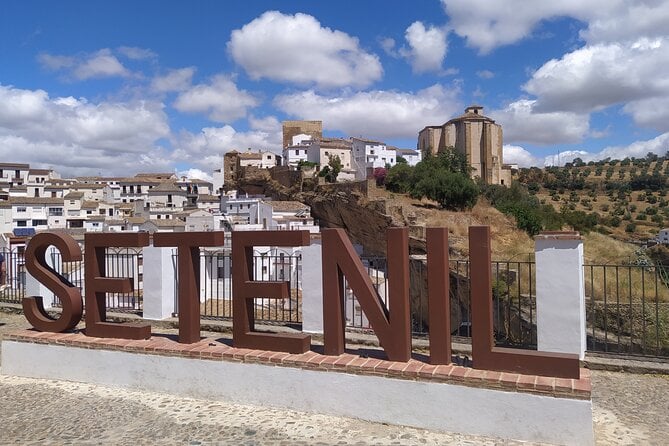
<box><xmin>562</xmin><ymin>210</ymin><xmax>599</xmax><ymax>233</ymax></box>
<box><xmin>318</xmin><ymin>155</ymin><xmax>342</xmax><ymax>183</ymax></box>
<box><xmin>482</xmin><ymin>182</ymin><xmax>566</xmax><ymax>235</ymax></box>
<box><xmin>572</xmin><ymin>157</ymin><xmax>586</xmax><ymax>167</ymax></box>
<box><xmin>509</xmin><ymin>205</ymin><xmax>543</xmax><ymax>235</ymax></box>
<box><xmin>412</xmin><ymin>170</ymin><xmax>479</xmax><ymax>210</ymax></box>
<box><xmin>385</xmin><ymin>163</ymin><xmax>414</xmax><ymax>193</ymax></box>
<box><xmin>408</xmin><ymin>150</ymin><xmax>479</xmax><ymax>210</ymax></box>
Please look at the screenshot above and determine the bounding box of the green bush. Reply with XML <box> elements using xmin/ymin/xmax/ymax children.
<box><xmin>385</xmin><ymin>149</ymin><xmax>480</xmax><ymax>210</ymax></box>
<box><xmin>385</xmin><ymin>163</ymin><xmax>413</xmax><ymax>193</ymax></box>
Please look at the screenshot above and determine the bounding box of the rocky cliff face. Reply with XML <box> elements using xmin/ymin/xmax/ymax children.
<box><xmin>233</xmin><ymin>172</ymin><xmax>532</xmax><ymax>258</ymax></box>
<box><xmin>235</xmin><ymin>173</ymin><xmax>404</xmax><ymax>256</ymax></box>
<box><xmin>298</xmin><ymin>190</ymin><xmax>397</xmax><ymax>256</ymax></box>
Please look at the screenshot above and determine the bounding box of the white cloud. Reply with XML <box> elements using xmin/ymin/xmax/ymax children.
<box><xmin>581</xmin><ymin>1</ymin><xmax>669</xmax><ymax>43</ymax></box>
<box><xmin>594</xmin><ymin>132</ymin><xmax>669</xmax><ymax>161</ymax></box>
<box><xmin>503</xmin><ymin>145</ymin><xmax>541</xmax><ymax>167</ymax></box>
<box><xmin>72</xmin><ymin>49</ymin><xmax>130</xmax><ymax>80</ymax></box>
<box><xmin>399</xmin><ymin>22</ymin><xmax>448</xmax><ymax>73</ymax></box>
<box><xmin>177</xmin><ymin>168</ymin><xmax>213</xmax><ymax>182</ymax></box>
<box><xmin>274</xmin><ymin>84</ymin><xmax>461</xmax><ymax>139</ymax></box>
<box><xmin>0</xmin><ymin>134</ymin><xmax>173</xmax><ymax>177</ymax></box>
<box><xmin>472</xmin><ymin>86</ymin><xmax>485</xmax><ymax>99</ymax></box>
<box><xmin>227</xmin><ymin>11</ymin><xmax>383</xmax><ymax>89</ymax></box>
<box><xmin>174</xmin><ymin>125</ymin><xmax>281</xmax><ymax>169</ymax></box>
<box><xmin>441</xmin><ymin>0</ymin><xmax>625</xmax><ymax>53</ymax></box>
<box><xmin>0</xmin><ymin>84</ymin><xmax>170</xmax><ymax>176</ymax></box>
<box><xmin>173</xmin><ymin>75</ymin><xmax>259</xmax><ymax>123</ymax></box>
<box><xmin>476</xmin><ymin>70</ymin><xmax>494</xmax><ymax>79</ymax></box>
<box><xmin>524</xmin><ymin>38</ymin><xmax>669</xmax><ymax>113</ymax></box>
<box><xmin>380</xmin><ymin>37</ymin><xmax>399</xmax><ymax>57</ymax></box>
<box><xmin>248</xmin><ymin>115</ymin><xmax>281</xmax><ymax>133</ymax></box>
<box><xmin>151</xmin><ymin>67</ymin><xmax>196</xmax><ymax>93</ymax></box>
<box><xmin>491</xmin><ymin>99</ymin><xmax>589</xmax><ymax>145</ymax></box>
<box><xmin>116</xmin><ymin>46</ymin><xmax>157</xmax><ymax>60</ymax></box>
<box><xmin>37</xmin><ymin>53</ymin><xmax>75</xmax><ymax>70</ymax></box>
<box><xmin>38</xmin><ymin>49</ymin><xmax>131</xmax><ymax>80</ymax></box>
<box><xmin>442</xmin><ymin>1</ymin><xmax>669</xmax><ymax>52</ymax></box>
<box><xmin>543</xmin><ymin>150</ymin><xmax>591</xmax><ymax>167</ymax></box>
<box><xmin>622</xmin><ymin>95</ymin><xmax>669</xmax><ymax>132</ymax></box>
<box><xmin>588</xmin><ymin>127</ymin><xmax>611</xmax><ymax>139</ymax></box>
<box><xmin>528</xmin><ymin>132</ymin><xmax>669</xmax><ymax>166</ymax></box>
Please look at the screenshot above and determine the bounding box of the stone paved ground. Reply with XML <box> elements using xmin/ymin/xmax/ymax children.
<box><xmin>1</xmin><ymin>311</ymin><xmax>668</xmax><ymax>445</ymax></box>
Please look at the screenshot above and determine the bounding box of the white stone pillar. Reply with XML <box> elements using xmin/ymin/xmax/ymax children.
<box><xmin>142</xmin><ymin>245</ymin><xmax>176</xmax><ymax>320</ymax></box>
<box><xmin>25</xmin><ymin>272</ymin><xmax>53</xmax><ymax>309</ymax></box>
<box><xmin>302</xmin><ymin>239</ymin><xmax>323</xmax><ymax>334</ymax></box>
<box><xmin>535</xmin><ymin>232</ymin><xmax>586</xmax><ymax>359</ymax></box>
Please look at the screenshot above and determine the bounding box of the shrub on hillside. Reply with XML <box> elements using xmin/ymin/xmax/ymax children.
<box><xmin>384</xmin><ymin>163</ymin><xmax>413</xmax><ymax>193</ymax></box>
<box><xmin>384</xmin><ymin>149</ymin><xmax>479</xmax><ymax>210</ymax></box>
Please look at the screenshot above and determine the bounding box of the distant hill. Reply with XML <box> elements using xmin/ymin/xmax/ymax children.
<box><xmin>514</xmin><ymin>154</ymin><xmax>669</xmax><ymax>242</ymax></box>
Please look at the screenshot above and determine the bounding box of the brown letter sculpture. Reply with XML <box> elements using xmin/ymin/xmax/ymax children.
<box><xmin>469</xmin><ymin>226</ymin><xmax>580</xmax><ymax>379</ymax></box>
<box><xmin>153</xmin><ymin>232</ymin><xmax>226</xmax><ymax>343</ymax></box>
<box><xmin>427</xmin><ymin>227</ymin><xmax>452</xmax><ymax>364</ymax></box>
<box><xmin>23</xmin><ymin>232</ymin><xmax>83</xmax><ymax>332</ymax></box>
<box><xmin>84</xmin><ymin>232</ymin><xmax>151</xmax><ymax>339</ymax></box>
<box><xmin>232</xmin><ymin>230</ymin><xmax>311</xmax><ymax>353</ymax></box>
<box><xmin>322</xmin><ymin>228</ymin><xmax>411</xmax><ymax>361</ymax></box>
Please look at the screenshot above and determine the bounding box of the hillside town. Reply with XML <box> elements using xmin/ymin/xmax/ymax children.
<box><xmin>1</xmin><ymin>106</ymin><xmax>519</xmax><ymax>251</ymax></box>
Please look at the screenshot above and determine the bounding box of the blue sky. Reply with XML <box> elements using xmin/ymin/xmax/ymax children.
<box><xmin>1</xmin><ymin>1</ymin><xmax>669</xmax><ymax>178</ymax></box>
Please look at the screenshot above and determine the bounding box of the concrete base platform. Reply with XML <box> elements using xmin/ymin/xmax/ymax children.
<box><xmin>1</xmin><ymin>332</ymin><xmax>594</xmax><ymax>445</ymax></box>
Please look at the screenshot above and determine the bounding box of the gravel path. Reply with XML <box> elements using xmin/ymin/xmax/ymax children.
<box><xmin>1</xmin><ymin>311</ymin><xmax>668</xmax><ymax>445</ymax></box>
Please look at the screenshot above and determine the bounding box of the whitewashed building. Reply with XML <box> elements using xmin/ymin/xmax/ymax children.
<box><xmin>250</xmin><ymin>201</ymin><xmax>320</xmax><ymax>234</ymax></box>
<box><xmin>351</xmin><ymin>137</ymin><xmax>397</xmax><ymax>180</ymax></box>
<box><xmin>394</xmin><ymin>148</ymin><xmax>422</xmax><ymax>166</ymax></box>
<box><xmin>0</xmin><ymin>163</ymin><xmax>30</xmax><ymax>185</ymax></box>
<box><xmin>283</xmin><ymin>134</ymin><xmax>313</xmax><ymax>168</ymax></box>
<box><xmin>239</xmin><ymin>150</ymin><xmax>281</xmax><ymax>169</ymax></box>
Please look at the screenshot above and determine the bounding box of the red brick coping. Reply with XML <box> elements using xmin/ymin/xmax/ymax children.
<box><xmin>3</xmin><ymin>329</ymin><xmax>591</xmax><ymax>400</ymax></box>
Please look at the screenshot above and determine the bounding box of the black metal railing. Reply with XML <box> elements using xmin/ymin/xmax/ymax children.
<box><xmin>173</xmin><ymin>251</ymin><xmax>302</xmax><ymax>325</ymax></box>
<box><xmin>2</xmin><ymin>244</ymin><xmax>669</xmax><ymax>358</ymax></box>
<box><xmin>0</xmin><ymin>248</ymin><xmax>143</xmax><ymax>313</ymax></box>
<box><xmin>585</xmin><ymin>264</ymin><xmax>669</xmax><ymax>357</ymax></box>
<box><xmin>344</xmin><ymin>258</ymin><xmax>537</xmax><ymax>349</ymax></box>
<box><xmin>0</xmin><ymin>249</ymin><xmax>26</xmax><ymax>304</ymax></box>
